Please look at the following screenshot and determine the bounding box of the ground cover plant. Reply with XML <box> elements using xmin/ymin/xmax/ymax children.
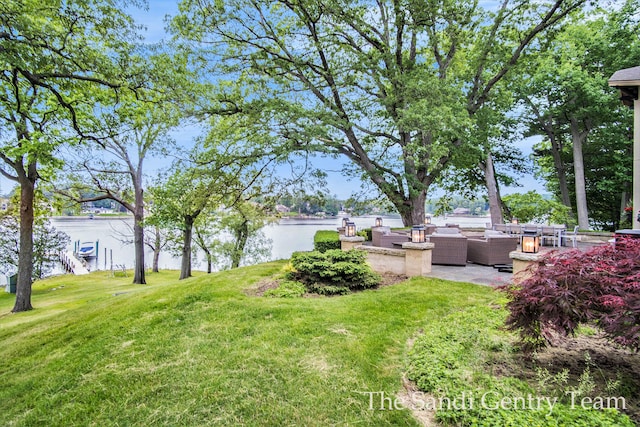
<box><xmin>504</xmin><ymin>238</ymin><xmax>640</xmax><ymax>350</ymax></box>
<box><xmin>406</xmin><ymin>305</ymin><xmax>636</xmax><ymax>426</ymax></box>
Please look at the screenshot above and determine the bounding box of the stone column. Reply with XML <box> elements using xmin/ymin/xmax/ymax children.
<box><xmin>402</xmin><ymin>242</ymin><xmax>435</xmax><ymax>276</ymax></box>
<box><xmin>340</xmin><ymin>236</ymin><xmax>365</xmax><ymax>251</ymax></box>
<box><xmin>509</xmin><ymin>251</ymin><xmax>545</xmax><ymax>285</ymax></box>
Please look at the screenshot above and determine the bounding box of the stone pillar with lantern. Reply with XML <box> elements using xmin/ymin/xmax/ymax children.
<box><xmin>402</xmin><ymin>225</ymin><xmax>435</xmax><ymax>276</ymax></box>
<box><xmin>340</xmin><ymin>221</ymin><xmax>365</xmax><ymax>250</ymax></box>
<box><xmin>510</xmin><ymin>230</ymin><xmax>543</xmax><ymax>284</ymax></box>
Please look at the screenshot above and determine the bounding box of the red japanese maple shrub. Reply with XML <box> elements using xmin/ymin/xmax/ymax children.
<box><xmin>503</xmin><ymin>238</ymin><xmax>640</xmax><ymax>351</ymax></box>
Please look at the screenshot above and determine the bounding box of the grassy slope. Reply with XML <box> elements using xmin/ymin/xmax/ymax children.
<box><xmin>0</xmin><ymin>263</ymin><xmax>498</xmax><ymax>426</ymax></box>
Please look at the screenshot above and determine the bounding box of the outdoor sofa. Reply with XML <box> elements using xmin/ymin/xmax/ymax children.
<box><xmin>467</xmin><ymin>230</ymin><xmax>519</xmax><ymax>266</ymax></box>
<box><xmin>371</xmin><ymin>227</ymin><xmax>410</xmax><ymax>249</ymax></box>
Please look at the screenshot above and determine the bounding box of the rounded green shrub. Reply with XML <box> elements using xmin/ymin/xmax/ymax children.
<box><xmin>288</xmin><ymin>249</ymin><xmax>381</xmax><ymax>295</ymax></box>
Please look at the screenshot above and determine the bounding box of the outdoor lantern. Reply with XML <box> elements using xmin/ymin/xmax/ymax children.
<box><xmin>521</xmin><ymin>233</ymin><xmax>540</xmax><ymax>253</ymax></box>
<box><xmin>345</xmin><ymin>222</ymin><xmax>356</xmax><ymax>237</ymax></box>
<box><xmin>411</xmin><ymin>225</ymin><xmax>426</xmax><ymax>243</ymax></box>
<box><xmin>342</xmin><ymin>217</ymin><xmax>349</xmax><ymax>228</ymax></box>
<box><xmin>375</xmin><ymin>217</ymin><xmax>383</xmax><ymax>227</ymax></box>
<box><xmin>512</xmin><ymin>217</ymin><xmax>519</xmax><ymax>224</ymax></box>
<box><xmin>424</xmin><ymin>215</ymin><xmax>432</xmax><ymax>225</ymax></box>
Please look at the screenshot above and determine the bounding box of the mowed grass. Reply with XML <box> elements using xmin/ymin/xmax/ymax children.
<box><xmin>0</xmin><ymin>263</ymin><xmax>499</xmax><ymax>426</ymax></box>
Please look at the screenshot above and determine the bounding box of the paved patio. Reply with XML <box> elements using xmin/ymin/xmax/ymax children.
<box><xmin>424</xmin><ymin>263</ymin><xmax>512</xmax><ymax>287</ymax></box>
<box><xmin>424</xmin><ymin>236</ymin><xmax>610</xmax><ymax>288</ymax></box>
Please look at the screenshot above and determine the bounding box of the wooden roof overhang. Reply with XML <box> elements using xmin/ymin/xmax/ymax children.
<box><xmin>609</xmin><ymin>66</ymin><xmax>640</xmax><ymax>108</ymax></box>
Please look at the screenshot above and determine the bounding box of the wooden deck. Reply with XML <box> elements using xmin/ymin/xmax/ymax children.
<box><xmin>60</xmin><ymin>251</ymin><xmax>90</xmax><ymax>275</ymax></box>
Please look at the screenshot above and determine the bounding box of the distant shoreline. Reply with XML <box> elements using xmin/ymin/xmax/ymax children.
<box><xmin>51</xmin><ymin>215</ymin><xmax>131</xmax><ymax>220</ymax></box>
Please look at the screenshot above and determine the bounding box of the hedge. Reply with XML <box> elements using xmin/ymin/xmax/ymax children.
<box><xmin>313</xmin><ymin>230</ymin><xmax>341</xmax><ymax>252</ymax></box>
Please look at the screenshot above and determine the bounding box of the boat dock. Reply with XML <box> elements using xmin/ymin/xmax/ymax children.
<box><xmin>60</xmin><ymin>251</ymin><xmax>90</xmax><ymax>275</ymax></box>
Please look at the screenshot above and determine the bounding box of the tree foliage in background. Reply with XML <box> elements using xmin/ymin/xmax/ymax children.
<box><xmin>0</xmin><ymin>197</ymin><xmax>69</xmax><ymax>281</ymax></box>
<box><xmin>518</xmin><ymin>1</ymin><xmax>640</xmax><ymax>230</ymax></box>
<box><xmin>172</xmin><ymin>0</ymin><xmax>585</xmax><ymax>226</ymax></box>
<box><xmin>58</xmin><ymin>51</ymin><xmax>191</xmax><ymax>285</ymax></box>
<box><xmin>502</xmin><ymin>191</ymin><xmax>570</xmax><ymax>225</ymax></box>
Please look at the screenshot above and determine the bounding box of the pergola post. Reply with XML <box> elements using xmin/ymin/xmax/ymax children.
<box><xmin>609</xmin><ymin>66</ymin><xmax>640</xmax><ymax>230</ymax></box>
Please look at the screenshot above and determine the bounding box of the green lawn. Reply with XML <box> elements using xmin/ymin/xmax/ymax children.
<box><xmin>0</xmin><ymin>263</ymin><xmax>498</xmax><ymax>426</ymax></box>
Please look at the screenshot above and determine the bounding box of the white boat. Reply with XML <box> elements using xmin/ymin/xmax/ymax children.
<box><xmin>77</xmin><ymin>241</ymin><xmax>96</xmax><ymax>258</ymax></box>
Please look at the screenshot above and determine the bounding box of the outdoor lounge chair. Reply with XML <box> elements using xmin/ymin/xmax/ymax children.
<box><xmin>428</xmin><ymin>228</ymin><xmax>468</xmax><ymax>266</ymax></box>
<box><xmin>467</xmin><ymin>230</ymin><xmax>519</xmax><ymax>266</ymax></box>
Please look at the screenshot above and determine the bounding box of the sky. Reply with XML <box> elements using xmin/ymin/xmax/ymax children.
<box><xmin>0</xmin><ymin>1</ymin><xmax>546</xmax><ymax>200</ymax></box>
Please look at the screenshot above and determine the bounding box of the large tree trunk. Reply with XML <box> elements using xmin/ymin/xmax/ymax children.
<box><xmin>397</xmin><ymin>190</ymin><xmax>426</xmax><ymax>227</ymax></box>
<box><xmin>548</xmin><ymin>134</ymin><xmax>572</xmax><ymax>210</ymax></box>
<box><xmin>180</xmin><ymin>216</ymin><xmax>194</xmax><ymax>280</ymax></box>
<box><xmin>570</xmin><ymin>119</ymin><xmax>590</xmax><ymax>229</ymax></box>
<box><xmin>132</xmin><ymin>188</ymin><xmax>146</xmax><ymax>284</ymax></box>
<box><xmin>483</xmin><ymin>152</ymin><xmax>504</xmax><ymax>226</ymax></box>
<box><xmin>12</xmin><ymin>166</ymin><xmax>36</xmax><ymax>313</ymax></box>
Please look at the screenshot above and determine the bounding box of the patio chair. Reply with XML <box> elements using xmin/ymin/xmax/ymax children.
<box><xmin>540</xmin><ymin>226</ymin><xmax>559</xmax><ymax>247</ymax></box>
<box><xmin>428</xmin><ymin>228</ymin><xmax>468</xmax><ymax>266</ymax></box>
<box><xmin>562</xmin><ymin>225</ymin><xmax>579</xmax><ymax>248</ymax></box>
<box><xmin>467</xmin><ymin>231</ymin><xmax>519</xmax><ymax>266</ymax></box>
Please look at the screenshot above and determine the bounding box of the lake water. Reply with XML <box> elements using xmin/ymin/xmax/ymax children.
<box><xmin>3</xmin><ymin>214</ymin><xmax>490</xmax><ymax>284</ymax></box>
<box><xmin>50</xmin><ymin>215</ymin><xmax>489</xmax><ymax>271</ymax></box>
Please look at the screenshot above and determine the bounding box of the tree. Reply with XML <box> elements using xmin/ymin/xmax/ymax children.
<box><xmin>0</xmin><ymin>200</ymin><xmax>69</xmax><ymax>281</ymax></box>
<box><xmin>502</xmin><ymin>191</ymin><xmax>570</xmax><ymax>225</ymax></box>
<box><xmin>217</xmin><ymin>202</ymin><xmax>273</xmax><ymax>269</ymax></box>
<box><xmin>191</xmin><ymin>203</ymin><xmax>273</xmax><ymax>272</ymax></box>
<box><xmin>150</xmin><ymin>96</ymin><xmax>299</xmax><ymax>278</ymax></box>
<box><xmin>149</xmin><ymin>148</ymin><xmax>258</xmax><ymax>279</ymax></box>
<box><xmin>191</xmin><ymin>216</ymin><xmax>221</xmax><ymax>274</ymax></box>
<box><xmin>518</xmin><ymin>3</ymin><xmax>640</xmax><ymax>229</ymax></box>
<box><xmin>60</xmin><ymin>65</ymin><xmax>184</xmax><ymax>284</ymax></box>
<box><xmin>145</xmin><ymin>224</ymin><xmax>172</xmax><ymax>273</ymax></box>
<box><xmin>172</xmin><ymin>0</ymin><xmax>585</xmax><ymax>226</ymax></box>
<box><xmin>0</xmin><ymin>0</ymin><xmax>140</xmax><ymax>311</ymax></box>
<box><xmin>108</xmin><ymin>217</ymin><xmax>173</xmax><ymax>273</ymax></box>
